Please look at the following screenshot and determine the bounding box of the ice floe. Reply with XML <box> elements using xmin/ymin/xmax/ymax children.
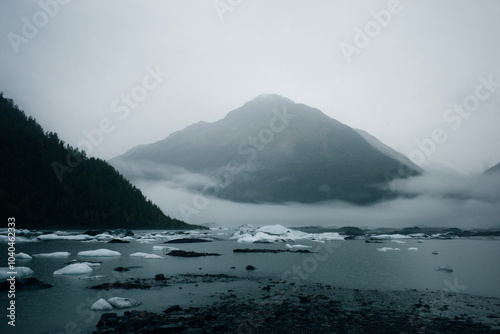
<box><xmin>377</xmin><ymin>247</ymin><xmax>401</xmax><ymax>252</ymax></box>
<box><xmin>33</xmin><ymin>252</ymin><xmax>71</xmax><ymax>258</ymax></box>
<box><xmin>53</xmin><ymin>263</ymin><xmax>93</xmax><ymax>275</ymax></box>
<box><xmin>391</xmin><ymin>240</ymin><xmax>406</xmax><ymax>244</ymax></box>
<box><xmin>286</xmin><ymin>244</ymin><xmax>312</xmax><ymax>250</ymax></box>
<box><xmin>436</xmin><ymin>266</ymin><xmax>453</xmax><ymax>272</ymax></box>
<box><xmin>231</xmin><ymin>224</ymin><xmax>344</xmax><ymax>243</ymax></box>
<box><xmin>370</xmin><ymin>234</ymin><xmax>412</xmax><ymax>240</ymax></box>
<box><xmin>37</xmin><ymin>233</ymin><xmax>95</xmax><ymax>241</ymax></box>
<box><xmin>408</xmin><ymin>247</ymin><xmax>418</xmax><ymax>251</ymax></box>
<box><xmin>152</xmin><ymin>246</ymin><xmax>179</xmax><ymax>253</ymax></box>
<box><xmin>107</xmin><ymin>297</ymin><xmax>141</xmax><ymax>308</ymax></box>
<box><xmin>130</xmin><ymin>252</ymin><xmax>164</xmax><ymax>259</ymax></box>
<box><xmin>0</xmin><ymin>266</ymin><xmax>34</xmax><ymax>280</ymax></box>
<box><xmin>90</xmin><ymin>298</ymin><xmax>113</xmax><ymax>310</ymax></box>
<box><xmin>78</xmin><ymin>249</ymin><xmax>121</xmax><ymax>257</ymax></box>
<box><xmin>15</xmin><ymin>252</ymin><xmax>32</xmax><ymax>260</ymax></box>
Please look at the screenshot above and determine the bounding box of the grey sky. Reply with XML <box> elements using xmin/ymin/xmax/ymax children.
<box><xmin>1</xmin><ymin>0</ymin><xmax>499</xmax><ymax>174</ymax></box>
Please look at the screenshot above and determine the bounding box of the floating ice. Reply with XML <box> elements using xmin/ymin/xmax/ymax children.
<box><xmin>79</xmin><ymin>275</ymin><xmax>105</xmax><ymax>280</ymax></box>
<box><xmin>408</xmin><ymin>247</ymin><xmax>418</xmax><ymax>251</ymax></box>
<box><xmin>15</xmin><ymin>252</ymin><xmax>32</xmax><ymax>260</ymax></box>
<box><xmin>417</xmin><ymin>240</ymin><xmax>424</xmax><ymax>243</ymax></box>
<box><xmin>152</xmin><ymin>246</ymin><xmax>179</xmax><ymax>252</ymax></box>
<box><xmin>0</xmin><ymin>235</ymin><xmax>37</xmax><ymax>243</ymax></box>
<box><xmin>436</xmin><ymin>266</ymin><xmax>453</xmax><ymax>272</ymax></box>
<box><xmin>432</xmin><ymin>250</ymin><xmax>439</xmax><ymax>255</ymax></box>
<box><xmin>130</xmin><ymin>252</ymin><xmax>163</xmax><ymax>259</ymax></box>
<box><xmin>107</xmin><ymin>297</ymin><xmax>141</xmax><ymax>309</ymax></box>
<box><xmin>286</xmin><ymin>244</ymin><xmax>312</xmax><ymax>250</ymax></box>
<box><xmin>377</xmin><ymin>247</ymin><xmax>400</xmax><ymax>252</ymax></box>
<box><xmin>90</xmin><ymin>298</ymin><xmax>113</xmax><ymax>310</ymax></box>
<box><xmin>143</xmin><ymin>254</ymin><xmax>163</xmax><ymax>259</ymax></box>
<box><xmin>37</xmin><ymin>233</ymin><xmax>95</xmax><ymax>241</ymax></box>
<box><xmin>33</xmin><ymin>252</ymin><xmax>71</xmax><ymax>258</ymax></box>
<box><xmin>53</xmin><ymin>263</ymin><xmax>93</xmax><ymax>275</ymax></box>
<box><xmin>232</xmin><ymin>224</ymin><xmax>344</xmax><ymax>243</ymax></box>
<box><xmin>370</xmin><ymin>234</ymin><xmax>411</xmax><ymax>240</ymax></box>
<box><xmin>0</xmin><ymin>267</ymin><xmax>34</xmax><ymax>280</ymax></box>
<box><xmin>391</xmin><ymin>240</ymin><xmax>406</xmax><ymax>244</ymax></box>
<box><xmin>78</xmin><ymin>249</ymin><xmax>121</xmax><ymax>257</ymax></box>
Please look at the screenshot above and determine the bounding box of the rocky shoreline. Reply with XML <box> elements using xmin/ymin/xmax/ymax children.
<box><xmin>91</xmin><ymin>276</ymin><xmax>500</xmax><ymax>333</ymax></box>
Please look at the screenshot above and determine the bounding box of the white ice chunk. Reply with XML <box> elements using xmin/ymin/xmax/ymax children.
<box><xmin>130</xmin><ymin>252</ymin><xmax>163</xmax><ymax>259</ymax></box>
<box><xmin>371</xmin><ymin>234</ymin><xmax>411</xmax><ymax>240</ymax></box>
<box><xmin>286</xmin><ymin>244</ymin><xmax>312</xmax><ymax>249</ymax></box>
<box><xmin>78</xmin><ymin>249</ymin><xmax>121</xmax><ymax>257</ymax></box>
<box><xmin>15</xmin><ymin>252</ymin><xmax>32</xmax><ymax>260</ymax></box>
<box><xmin>408</xmin><ymin>247</ymin><xmax>418</xmax><ymax>251</ymax></box>
<box><xmin>377</xmin><ymin>247</ymin><xmax>401</xmax><ymax>252</ymax></box>
<box><xmin>391</xmin><ymin>240</ymin><xmax>406</xmax><ymax>244</ymax></box>
<box><xmin>33</xmin><ymin>252</ymin><xmax>71</xmax><ymax>258</ymax></box>
<box><xmin>257</xmin><ymin>224</ymin><xmax>291</xmax><ymax>235</ymax></box>
<box><xmin>130</xmin><ymin>252</ymin><xmax>151</xmax><ymax>257</ymax></box>
<box><xmin>53</xmin><ymin>263</ymin><xmax>93</xmax><ymax>275</ymax></box>
<box><xmin>0</xmin><ymin>267</ymin><xmax>34</xmax><ymax>280</ymax></box>
<box><xmin>90</xmin><ymin>298</ymin><xmax>113</xmax><ymax>310</ymax></box>
<box><xmin>38</xmin><ymin>233</ymin><xmax>95</xmax><ymax>241</ymax></box>
<box><xmin>152</xmin><ymin>246</ymin><xmax>179</xmax><ymax>252</ymax></box>
<box><xmin>107</xmin><ymin>297</ymin><xmax>141</xmax><ymax>309</ymax></box>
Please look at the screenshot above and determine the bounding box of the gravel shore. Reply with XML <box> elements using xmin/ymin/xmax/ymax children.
<box><xmin>91</xmin><ymin>276</ymin><xmax>500</xmax><ymax>333</ymax></box>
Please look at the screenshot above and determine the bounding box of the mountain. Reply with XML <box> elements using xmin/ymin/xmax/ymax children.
<box><xmin>112</xmin><ymin>94</ymin><xmax>420</xmax><ymax>204</ymax></box>
<box><xmin>484</xmin><ymin>162</ymin><xmax>500</xmax><ymax>175</ymax></box>
<box><xmin>0</xmin><ymin>93</ymin><xmax>199</xmax><ymax>229</ymax></box>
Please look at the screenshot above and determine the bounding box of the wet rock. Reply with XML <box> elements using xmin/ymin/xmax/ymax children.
<box><xmin>108</xmin><ymin>239</ymin><xmax>130</xmax><ymax>243</ymax></box>
<box><xmin>114</xmin><ymin>267</ymin><xmax>130</xmax><ymax>272</ymax></box>
<box><xmin>0</xmin><ymin>278</ymin><xmax>52</xmax><ymax>290</ymax></box>
<box><xmin>113</xmin><ymin>229</ymin><xmax>134</xmax><ymax>237</ymax></box>
<box><xmin>155</xmin><ymin>274</ymin><xmax>166</xmax><ymax>280</ymax></box>
<box><xmin>246</xmin><ymin>265</ymin><xmax>256</xmax><ymax>270</ymax></box>
<box><xmin>165</xmin><ymin>238</ymin><xmax>212</xmax><ymax>243</ymax></box>
<box><xmin>167</xmin><ymin>250</ymin><xmax>220</xmax><ymax>257</ymax></box>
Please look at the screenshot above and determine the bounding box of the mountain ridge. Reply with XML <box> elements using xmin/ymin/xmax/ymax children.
<box><xmin>112</xmin><ymin>94</ymin><xmax>421</xmax><ymax>204</ymax></box>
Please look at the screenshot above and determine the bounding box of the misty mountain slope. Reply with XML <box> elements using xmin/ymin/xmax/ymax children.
<box><xmin>0</xmin><ymin>93</ymin><xmax>198</xmax><ymax>229</ymax></box>
<box><xmin>484</xmin><ymin>162</ymin><xmax>500</xmax><ymax>174</ymax></box>
<box><xmin>112</xmin><ymin>94</ymin><xmax>420</xmax><ymax>204</ymax></box>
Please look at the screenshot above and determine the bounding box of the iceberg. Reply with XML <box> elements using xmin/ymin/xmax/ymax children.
<box><xmin>37</xmin><ymin>233</ymin><xmax>95</xmax><ymax>241</ymax></box>
<box><xmin>15</xmin><ymin>252</ymin><xmax>32</xmax><ymax>260</ymax></box>
<box><xmin>78</xmin><ymin>249</ymin><xmax>121</xmax><ymax>257</ymax></box>
<box><xmin>232</xmin><ymin>224</ymin><xmax>344</xmax><ymax>243</ymax></box>
<box><xmin>370</xmin><ymin>234</ymin><xmax>411</xmax><ymax>240</ymax></box>
<box><xmin>436</xmin><ymin>266</ymin><xmax>453</xmax><ymax>272</ymax></box>
<box><xmin>130</xmin><ymin>252</ymin><xmax>163</xmax><ymax>259</ymax></box>
<box><xmin>391</xmin><ymin>240</ymin><xmax>406</xmax><ymax>244</ymax></box>
<box><xmin>408</xmin><ymin>247</ymin><xmax>418</xmax><ymax>251</ymax></box>
<box><xmin>107</xmin><ymin>297</ymin><xmax>141</xmax><ymax>309</ymax></box>
<box><xmin>53</xmin><ymin>263</ymin><xmax>93</xmax><ymax>275</ymax></box>
<box><xmin>0</xmin><ymin>266</ymin><xmax>34</xmax><ymax>280</ymax></box>
<box><xmin>376</xmin><ymin>247</ymin><xmax>401</xmax><ymax>252</ymax></box>
<box><xmin>90</xmin><ymin>298</ymin><xmax>113</xmax><ymax>310</ymax></box>
<box><xmin>286</xmin><ymin>244</ymin><xmax>312</xmax><ymax>250</ymax></box>
<box><xmin>33</xmin><ymin>252</ymin><xmax>71</xmax><ymax>258</ymax></box>
<box><xmin>152</xmin><ymin>246</ymin><xmax>179</xmax><ymax>252</ymax></box>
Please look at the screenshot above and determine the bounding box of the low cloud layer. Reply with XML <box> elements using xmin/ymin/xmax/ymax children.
<box><xmin>132</xmin><ymin>168</ymin><xmax>500</xmax><ymax>230</ymax></box>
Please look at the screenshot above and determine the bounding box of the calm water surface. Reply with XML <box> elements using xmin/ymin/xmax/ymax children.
<box><xmin>1</xmin><ymin>232</ymin><xmax>499</xmax><ymax>333</ymax></box>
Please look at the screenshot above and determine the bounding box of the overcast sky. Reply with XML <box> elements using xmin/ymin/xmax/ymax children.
<box><xmin>1</xmin><ymin>0</ymin><xmax>499</xmax><ymax>174</ymax></box>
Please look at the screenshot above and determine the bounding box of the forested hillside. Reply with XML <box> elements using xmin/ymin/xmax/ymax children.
<box><xmin>0</xmin><ymin>93</ymin><xmax>197</xmax><ymax>229</ymax></box>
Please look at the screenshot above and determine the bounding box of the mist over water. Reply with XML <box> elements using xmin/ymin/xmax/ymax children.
<box><xmin>135</xmin><ymin>168</ymin><xmax>500</xmax><ymax>229</ymax></box>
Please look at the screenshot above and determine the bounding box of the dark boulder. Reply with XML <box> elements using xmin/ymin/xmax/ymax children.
<box><xmin>166</xmin><ymin>250</ymin><xmax>220</xmax><ymax>257</ymax></box>
<box><xmin>246</xmin><ymin>265</ymin><xmax>256</xmax><ymax>270</ymax></box>
<box><xmin>165</xmin><ymin>238</ymin><xmax>212</xmax><ymax>244</ymax></box>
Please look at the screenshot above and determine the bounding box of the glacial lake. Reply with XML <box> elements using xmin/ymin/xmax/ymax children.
<box><xmin>1</xmin><ymin>230</ymin><xmax>499</xmax><ymax>333</ymax></box>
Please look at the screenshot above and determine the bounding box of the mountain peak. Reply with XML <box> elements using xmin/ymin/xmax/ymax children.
<box><xmin>249</xmin><ymin>94</ymin><xmax>295</xmax><ymax>104</ymax></box>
